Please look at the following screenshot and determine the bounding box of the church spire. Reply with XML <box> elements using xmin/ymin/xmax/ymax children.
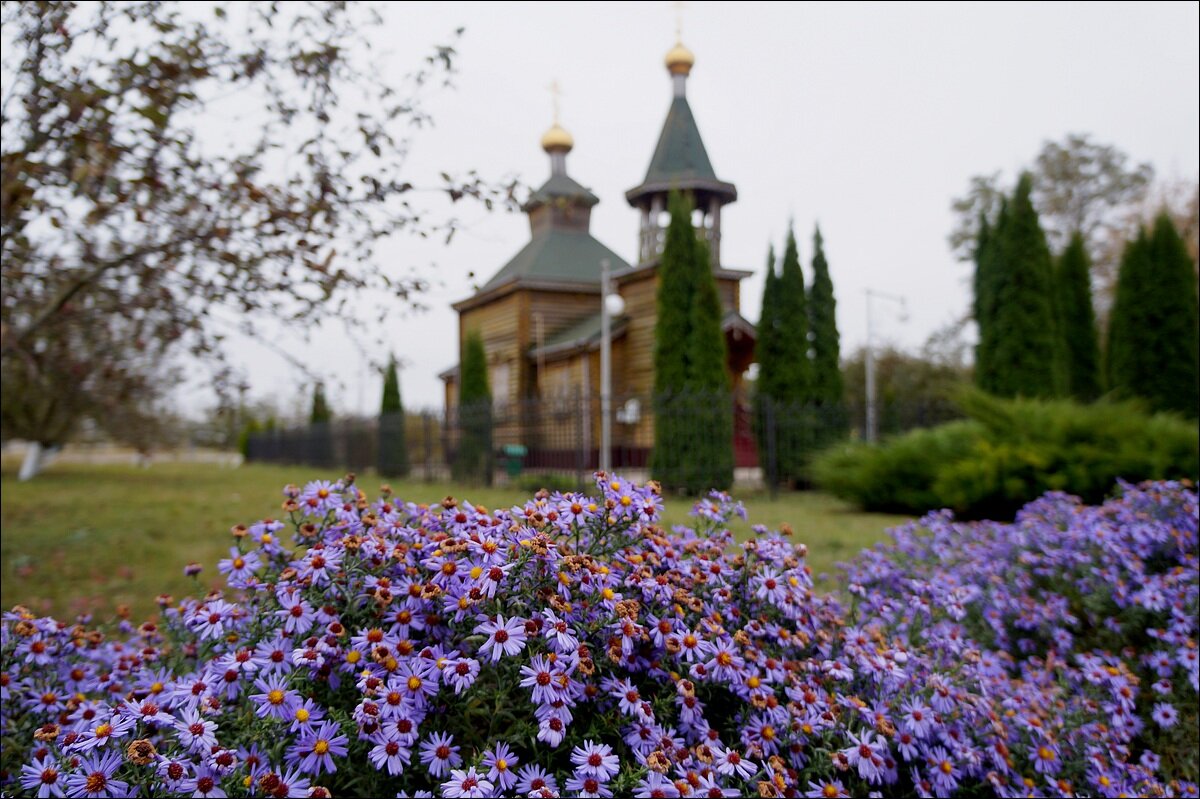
<box><xmin>540</xmin><ymin>80</ymin><xmax>574</xmax><ymax>177</ymax></box>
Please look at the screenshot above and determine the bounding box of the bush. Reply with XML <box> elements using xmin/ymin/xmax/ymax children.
<box><xmin>812</xmin><ymin>391</ymin><xmax>1199</xmax><ymax>518</ymax></box>
<box><xmin>2</xmin><ymin>477</ymin><xmax>1196</xmax><ymax>798</ymax></box>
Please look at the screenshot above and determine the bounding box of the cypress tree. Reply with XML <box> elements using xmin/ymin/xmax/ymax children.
<box><xmin>1107</xmin><ymin>213</ymin><xmax>1199</xmax><ymax>416</ymax></box>
<box><xmin>310</xmin><ymin>383</ymin><xmax>331</xmax><ymax>424</ymax></box>
<box><xmin>684</xmin><ymin>236</ymin><xmax>733</xmax><ymax>491</ymax></box>
<box><xmin>982</xmin><ymin>173</ymin><xmax>1061</xmax><ymax>398</ymax></box>
<box><xmin>309</xmin><ymin>382</ymin><xmax>333</xmax><ymax>469</ymax></box>
<box><xmin>378</xmin><ymin>355</ymin><xmax>409</xmax><ymax>478</ymax></box>
<box><xmin>774</xmin><ymin>225</ymin><xmax>811</xmax><ymax>482</ymax></box>
<box><xmin>974</xmin><ymin>210</ymin><xmax>999</xmax><ymax>393</ymax></box>
<box><xmin>651</xmin><ymin>191</ymin><xmax>732</xmax><ymax>492</ymax></box>
<box><xmin>1056</xmin><ymin>233</ymin><xmax>1101</xmax><ymax>401</ymax></box>
<box><xmin>808</xmin><ymin>225</ymin><xmax>843</xmax><ymax>409</ymax></box>
<box><xmin>754</xmin><ymin>246</ymin><xmax>781</xmax><ymax>463</ymax></box>
<box><xmin>808</xmin><ymin>226</ymin><xmax>845</xmax><ymax>453</ymax></box>
<box><xmin>454</xmin><ymin>332</ymin><xmax>492</xmax><ymax>484</ymax></box>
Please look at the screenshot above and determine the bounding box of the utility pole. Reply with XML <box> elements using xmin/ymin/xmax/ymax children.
<box><xmin>599</xmin><ymin>259</ymin><xmax>612</xmax><ymax>473</ymax></box>
<box><xmin>864</xmin><ymin>289</ymin><xmax>906</xmax><ymax>444</ymax></box>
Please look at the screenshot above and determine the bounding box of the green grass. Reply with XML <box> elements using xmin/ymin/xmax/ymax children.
<box><xmin>0</xmin><ymin>461</ymin><xmax>909</xmax><ymax>620</ymax></box>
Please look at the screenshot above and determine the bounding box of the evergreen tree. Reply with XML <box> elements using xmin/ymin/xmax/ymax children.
<box><xmin>1056</xmin><ymin>233</ymin><xmax>1101</xmax><ymax>401</ymax></box>
<box><xmin>310</xmin><ymin>383</ymin><xmax>331</xmax><ymax>424</ymax></box>
<box><xmin>754</xmin><ymin>246</ymin><xmax>781</xmax><ymax>465</ymax></box>
<box><xmin>808</xmin><ymin>225</ymin><xmax>844</xmax><ymax>409</ymax></box>
<box><xmin>973</xmin><ymin>210</ymin><xmax>1000</xmax><ymax>393</ymax></box>
<box><xmin>773</xmin><ymin>225</ymin><xmax>811</xmax><ymax>483</ymax></box>
<box><xmin>454</xmin><ymin>332</ymin><xmax>493</xmax><ymax>484</ymax></box>
<box><xmin>807</xmin><ymin>226</ymin><xmax>846</xmax><ymax>454</ymax></box>
<box><xmin>978</xmin><ymin>173</ymin><xmax>1062</xmax><ymax>398</ymax></box>
<box><xmin>377</xmin><ymin>355</ymin><xmax>409</xmax><ymax>478</ymax></box>
<box><xmin>651</xmin><ymin>191</ymin><xmax>732</xmax><ymax>492</ymax></box>
<box><xmin>309</xmin><ymin>382</ymin><xmax>334</xmax><ymax>469</ymax></box>
<box><xmin>1107</xmin><ymin>213</ymin><xmax>1199</xmax><ymax>416</ymax></box>
<box><xmin>684</xmin><ymin>237</ymin><xmax>733</xmax><ymax>491</ymax></box>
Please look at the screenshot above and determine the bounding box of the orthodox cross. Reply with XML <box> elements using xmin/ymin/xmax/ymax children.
<box><xmin>548</xmin><ymin>80</ymin><xmax>562</xmax><ymax>125</ymax></box>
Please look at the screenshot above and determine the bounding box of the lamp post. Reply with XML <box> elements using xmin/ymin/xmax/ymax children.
<box><xmin>864</xmin><ymin>289</ymin><xmax>907</xmax><ymax>444</ymax></box>
<box><xmin>599</xmin><ymin>258</ymin><xmax>624</xmax><ymax>473</ymax></box>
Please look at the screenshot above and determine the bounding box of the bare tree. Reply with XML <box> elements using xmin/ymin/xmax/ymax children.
<box><xmin>1</xmin><ymin>2</ymin><xmax>515</xmax><ymax>476</ymax></box>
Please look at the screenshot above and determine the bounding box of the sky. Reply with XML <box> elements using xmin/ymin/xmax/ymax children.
<box><xmin>196</xmin><ymin>1</ymin><xmax>1200</xmax><ymax>419</ymax></box>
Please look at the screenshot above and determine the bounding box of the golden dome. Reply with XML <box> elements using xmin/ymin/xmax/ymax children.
<box><xmin>665</xmin><ymin>41</ymin><xmax>694</xmax><ymax>75</ymax></box>
<box><xmin>540</xmin><ymin>123</ymin><xmax>574</xmax><ymax>153</ymax></box>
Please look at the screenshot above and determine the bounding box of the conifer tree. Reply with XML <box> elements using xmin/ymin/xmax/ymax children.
<box><xmin>1107</xmin><ymin>213</ymin><xmax>1199</xmax><ymax>416</ymax></box>
<box><xmin>973</xmin><ymin>211</ymin><xmax>999</xmax><ymax>393</ymax></box>
<box><xmin>377</xmin><ymin>355</ymin><xmax>409</xmax><ymax>478</ymax></box>
<box><xmin>754</xmin><ymin>246</ymin><xmax>781</xmax><ymax>462</ymax></box>
<box><xmin>309</xmin><ymin>382</ymin><xmax>334</xmax><ymax>469</ymax></box>
<box><xmin>808</xmin><ymin>226</ymin><xmax>843</xmax><ymax>409</ymax></box>
<box><xmin>651</xmin><ymin>191</ymin><xmax>732</xmax><ymax>492</ymax></box>
<box><xmin>310</xmin><ymin>383</ymin><xmax>331</xmax><ymax>424</ymax></box>
<box><xmin>454</xmin><ymin>332</ymin><xmax>493</xmax><ymax>484</ymax></box>
<box><xmin>1056</xmin><ymin>233</ymin><xmax>1101</xmax><ymax>401</ymax></box>
<box><xmin>978</xmin><ymin>173</ymin><xmax>1061</xmax><ymax>398</ymax></box>
<box><xmin>773</xmin><ymin>225</ymin><xmax>811</xmax><ymax>482</ymax></box>
<box><xmin>685</xmin><ymin>237</ymin><xmax>733</xmax><ymax>491</ymax></box>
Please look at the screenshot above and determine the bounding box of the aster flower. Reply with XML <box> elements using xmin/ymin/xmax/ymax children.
<box><xmin>217</xmin><ymin>547</ymin><xmax>261</xmax><ymax>586</ymax></box>
<box><xmin>418</xmin><ymin>731</ymin><xmax>461</xmax><ymax>778</ymax></box>
<box><xmin>19</xmin><ymin>756</ymin><xmax>65</xmax><ymax>799</ymax></box>
<box><xmin>1150</xmin><ymin>702</ymin><xmax>1178</xmax><ymax>728</ymax></box>
<box><xmin>713</xmin><ymin>744</ymin><xmax>757</xmax><ymax>780</ymax></box>
<box><xmin>482</xmin><ymin>741</ymin><xmax>519</xmax><ymax>791</ymax></box>
<box><xmin>516</xmin><ymin>764</ymin><xmax>559</xmax><ymax>795</ymax></box>
<box><xmin>634</xmin><ymin>772</ymin><xmax>681</xmax><ymax>798</ymax></box>
<box><xmin>63</xmin><ymin>751</ymin><xmax>129</xmax><ymax>798</ymax></box>
<box><xmin>175</xmin><ymin>707</ymin><xmax>219</xmax><ymax>753</ymax></box>
<box><xmin>250</xmin><ymin>673</ymin><xmax>299</xmax><ymax>721</ymax></box>
<box><xmin>1029</xmin><ymin>741</ymin><xmax>1061</xmax><ymax>776</ymax></box>
<box><xmin>443</xmin><ymin>657</ymin><xmax>481</xmax><ymax>694</ymax></box>
<box><xmin>564</xmin><ymin>773</ymin><xmax>615</xmax><ymax>798</ymax></box>
<box><xmin>571</xmin><ymin>740</ymin><xmax>620</xmax><ymax>781</ymax></box>
<box><xmin>519</xmin><ymin>654</ymin><xmax>563</xmax><ymax>704</ymax></box>
<box><xmin>805</xmin><ymin>779</ymin><xmax>850</xmax><ymax>798</ymax></box>
<box><xmin>369</xmin><ymin>734</ymin><xmax>412</xmax><ymax>776</ymax></box>
<box><xmin>440</xmin><ymin>766</ymin><xmax>494</xmax><ymax>798</ymax></box>
<box><xmin>288</xmin><ymin>720</ymin><xmax>349</xmax><ymax>775</ymax></box>
<box><xmin>842</xmin><ymin>729</ymin><xmax>888</xmax><ymax>783</ymax></box>
<box><xmin>299</xmin><ymin>480</ymin><xmax>342</xmax><ymax>515</ymax></box>
<box><xmin>475</xmin><ymin>614</ymin><xmax>528</xmax><ymax>662</ymax></box>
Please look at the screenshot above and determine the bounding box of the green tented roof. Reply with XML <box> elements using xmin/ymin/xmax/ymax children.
<box><xmin>644</xmin><ymin>96</ymin><xmax>717</xmax><ymax>183</ymax></box>
<box><xmin>524</xmin><ymin>174</ymin><xmax>599</xmax><ymax>210</ymax></box>
<box><xmin>482</xmin><ymin>228</ymin><xmax>631</xmax><ymax>290</ymax></box>
<box><xmin>532</xmin><ymin>312</ymin><xmax>628</xmax><ymax>356</ymax></box>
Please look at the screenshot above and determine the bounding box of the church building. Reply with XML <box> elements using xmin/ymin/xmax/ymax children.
<box><xmin>439</xmin><ymin>37</ymin><xmax>758</xmax><ymax>469</ymax></box>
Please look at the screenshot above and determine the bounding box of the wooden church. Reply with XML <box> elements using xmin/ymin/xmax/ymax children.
<box><xmin>439</xmin><ymin>37</ymin><xmax>758</xmax><ymax>469</ymax></box>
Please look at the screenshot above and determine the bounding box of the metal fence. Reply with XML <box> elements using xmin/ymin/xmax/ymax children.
<box><xmin>245</xmin><ymin>392</ymin><xmax>961</xmax><ymax>492</ymax></box>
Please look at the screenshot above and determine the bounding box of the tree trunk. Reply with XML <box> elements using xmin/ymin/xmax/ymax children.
<box><xmin>18</xmin><ymin>442</ymin><xmax>43</xmax><ymax>481</ymax></box>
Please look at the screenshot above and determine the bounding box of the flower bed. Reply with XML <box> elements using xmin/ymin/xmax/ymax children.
<box><xmin>1</xmin><ymin>476</ymin><xmax>1196</xmax><ymax>797</ymax></box>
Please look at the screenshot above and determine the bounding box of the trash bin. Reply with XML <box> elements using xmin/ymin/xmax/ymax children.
<box><xmin>502</xmin><ymin>444</ymin><xmax>528</xmax><ymax>479</ymax></box>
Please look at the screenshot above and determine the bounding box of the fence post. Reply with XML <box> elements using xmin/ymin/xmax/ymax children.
<box><xmin>422</xmin><ymin>412</ymin><xmax>433</xmax><ymax>482</ymax></box>
<box><xmin>766</xmin><ymin>397</ymin><xmax>778</xmax><ymax>500</ymax></box>
<box><xmin>575</xmin><ymin>388</ymin><xmax>586</xmax><ymax>492</ymax></box>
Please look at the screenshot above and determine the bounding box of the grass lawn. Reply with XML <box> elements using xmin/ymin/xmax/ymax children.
<box><xmin>1</xmin><ymin>461</ymin><xmax>909</xmax><ymax>620</ymax></box>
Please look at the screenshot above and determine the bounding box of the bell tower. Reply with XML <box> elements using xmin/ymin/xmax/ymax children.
<box><xmin>625</xmin><ymin>37</ymin><xmax>737</xmax><ymax>267</ymax></box>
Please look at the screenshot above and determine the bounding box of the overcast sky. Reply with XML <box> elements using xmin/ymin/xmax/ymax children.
<box><xmin>198</xmin><ymin>1</ymin><xmax>1200</xmax><ymax>418</ymax></box>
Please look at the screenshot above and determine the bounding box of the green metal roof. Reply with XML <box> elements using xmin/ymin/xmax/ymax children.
<box><xmin>532</xmin><ymin>311</ymin><xmax>628</xmax><ymax>356</ymax></box>
<box><xmin>482</xmin><ymin>228</ymin><xmax>631</xmax><ymax>290</ymax></box>
<box><xmin>523</xmin><ymin>174</ymin><xmax>599</xmax><ymax>211</ymax></box>
<box><xmin>644</xmin><ymin>96</ymin><xmax>717</xmax><ymax>183</ymax></box>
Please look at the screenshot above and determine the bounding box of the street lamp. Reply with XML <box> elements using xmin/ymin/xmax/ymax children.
<box><xmin>864</xmin><ymin>289</ymin><xmax>907</xmax><ymax>444</ymax></box>
<box><xmin>599</xmin><ymin>259</ymin><xmax>624</xmax><ymax>473</ymax></box>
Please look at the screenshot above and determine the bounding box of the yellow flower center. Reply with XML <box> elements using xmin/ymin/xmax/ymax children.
<box><xmin>470</xmin><ymin>566</ymin><xmax>484</xmax><ymax>580</ymax></box>
<box><xmin>940</xmin><ymin>761</ymin><xmax>953</xmax><ymax>774</ymax></box>
<box><xmin>346</xmin><ymin>650</ymin><xmax>361</xmax><ymax>664</ymax></box>
<box><xmin>496</xmin><ymin>758</ymin><xmax>508</xmax><ymax>771</ymax></box>
<box><xmin>233</xmin><ymin>558</ymin><xmax>245</xmax><ymax>569</ymax></box>
<box><xmin>761</xmin><ymin>725</ymin><xmax>775</xmax><ymax>740</ymax></box>
<box><xmin>268</xmin><ymin>690</ymin><xmax>285</xmax><ymax>705</ymax></box>
<box><xmin>295</xmin><ymin>708</ymin><xmax>310</xmax><ymax>722</ymax></box>
<box><xmin>94</xmin><ymin>723</ymin><xmax>112</xmax><ymax>738</ymax></box>
<box><xmin>150</xmin><ymin>682</ymin><xmax>164</xmax><ymax>694</ymax></box>
<box><xmin>314</xmin><ymin>739</ymin><xmax>329</xmax><ymax>755</ymax></box>
<box><xmin>747</xmin><ymin>676</ymin><xmax>760</xmax><ymax>689</ymax></box>
<box><xmin>407</xmin><ymin>676</ymin><xmax>422</xmax><ymax>691</ymax></box>
<box><xmin>602</xmin><ymin>588</ymin><xmax>615</xmax><ymax>600</ymax></box>
<box><xmin>261</xmin><ymin>533</ymin><xmax>273</xmax><ymax>544</ymax></box>
<box><xmin>1038</xmin><ymin>747</ymin><xmax>1054</xmax><ymax>761</ymax></box>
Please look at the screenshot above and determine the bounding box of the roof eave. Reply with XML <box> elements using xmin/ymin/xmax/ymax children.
<box><xmin>452</xmin><ymin>277</ymin><xmax>603</xmax><ymax>312</ymax></box>
<box><xmin>625</xmin><ymin>178</ymin><xmax>738</xmax><ymax>207</ymax></box>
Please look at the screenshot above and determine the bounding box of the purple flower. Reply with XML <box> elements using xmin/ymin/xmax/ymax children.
<box><xmin>564</xmin><ymin>773</ymin><xmax>614</xmax><ymax>798</ymax></box>
<box><xmin>571</xmin><ymin>740</ymin><xmax>620</xmax><ymax>781</ymax></box>
<box><xmin>1151</xmin><ymin>702</ymin><xmax>1179</xmax><ymax>728</ymax></box>
<box><xmin>634</xmin><ymin>772</ymin><xmax>681</xmax><ymax>798</ymax></box>
<box><xmin>250</xmin><ymin>673</ymin><xmax>299</xmax><ymax>721</ymax></box>
<box><xmin>175</xmin><ymin>707</ymin><xmax>219</xmax><ymax>753</ymax></box>
<box><xmin>519</xmin><ymin>654</ymin><xmax>563</xmax><ymax>704</ymax></box>
<box><xmin>19</xmin><ymin>755</ymin><xmax>65</xmax><ymax>799</ymax></box>
<box><xmin>482</xmin><ymin>741</ymin><xmax>519</xmax><ymax>791</ymax></box>
<box><xmin>440</xmin><ymin>766</ymin><xmax>494</xmax><ymax>798</ymax></box>
<box><xmin>289</xmin><ymin>720</ymin><xmax>349</xmax><ymax>775</ymax></box>
<box><xmin>1030</xmin><ymin>741</ymin><xmax>1061</xmax><ymax>776</ymax></box>
<box><xmin>714</xmin><ymin>744</ymin><xmax>757</xmax><ymax>780</ymax></box>
<box><xmin>217</xmin><ymin>547</ymin><xmax>261</xmax><ymax>585</ymax></box>
<box><xmin>299</xmin><ymin>480</ymin><xmax>342</xmax><ymax>515</ymax></box>
<box><xmin>475</xmin><ymin>614</ymin><xmax>528</xmax><ymax>662</ymax></box>
<box><xmin>63</xmin><ymin>751</ymin><xmax>129</xmax><ymax>798</ymax></box>
<box><xmin>275</xmin><ymin>588</ymin><xmax>316</xmax><ymax>636</ymax></box>
<box><xmin>805</xmin><ymin>779</ymin><xmax>850</xmax><ymax>798</ymax></box>
<box><xmin>516</xmin><ymin>764</ymin><xmax>559</xmax><ymax>795</ymax></box>
<box><xmin>842</xmin><ymin>729</ymin><xmax>888</xmax><ymax>783</ymax></box>
<box><xmin>368</xmin><ymin>733</ymin><xmax>412</xmax><ymax>776</ymax></box>
<box><xmin>419</xmin><ymin>731</ymin><xmax>461</xmax><ymax>778</ymax></box>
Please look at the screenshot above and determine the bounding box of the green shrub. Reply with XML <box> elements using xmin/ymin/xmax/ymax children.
<box><xmin>512</xmin><ymin>471</ymin><xmax>580</xmax><ymax>494</ymax></box>
<box><xmin>812</xmin><ymin>390</ymin><xmax>1199</xmax><ymax>518</ymax></box>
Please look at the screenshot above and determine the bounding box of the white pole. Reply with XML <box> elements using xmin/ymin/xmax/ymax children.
<box><xmin>599</xmin><ymin>258</ymin><xmax>612</xmax><ymax>474</ymax></box>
